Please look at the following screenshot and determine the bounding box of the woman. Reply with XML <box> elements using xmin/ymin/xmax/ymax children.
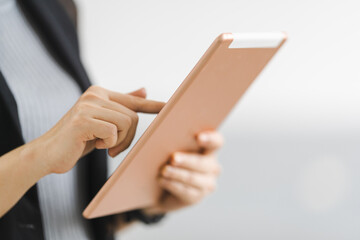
<box><xmin>0</xmin><ymin>0</ymin><xmax>223</xmax><ymax>239</ymax></box>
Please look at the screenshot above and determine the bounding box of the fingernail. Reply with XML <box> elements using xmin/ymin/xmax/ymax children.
<box><xmin>172</xmin><ymin>153</ymin><xmax>184</xmax><ymax>164</ymax></box>
<box><xmin>162</xmin><ymin>166</ymin><xmax>175</xmax><ymax>177</ymax></box>
<box><xmin>198</xmin><ymin>133</ymin><xmax>210</xmax><ymax>144</ymax></box>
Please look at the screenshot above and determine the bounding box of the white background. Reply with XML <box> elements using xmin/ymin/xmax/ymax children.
<box><xmin>75</xmin><ymin>0</ymin><xmax>360</xmax><ymax>239</ymax></box>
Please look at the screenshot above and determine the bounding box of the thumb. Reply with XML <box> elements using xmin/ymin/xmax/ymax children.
<box><xmin>127</xmin><ymin>87</ymin><xmax>147</xmax><ymax>99</ymax></box>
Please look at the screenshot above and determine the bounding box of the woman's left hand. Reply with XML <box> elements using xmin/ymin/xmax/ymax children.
<box><xmin>143</xmin><ymin>130</ymin><xmax>223</xmax><ymax>215</ymax></box>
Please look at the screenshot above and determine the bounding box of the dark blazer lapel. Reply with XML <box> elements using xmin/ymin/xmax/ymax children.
<box><xmin>17</xmin><ymin>0</ymin><xmax>91</xmax><ymax>91</ymax></box>
<box><xmin>0</xmin><ymin>73</ymin><xmax>23</xmax><ymax>146</ymax></box>
<box><xmin>0</xmin><ymin>74</ymin><xmax>46</xmax><ymax>239</ymax></box>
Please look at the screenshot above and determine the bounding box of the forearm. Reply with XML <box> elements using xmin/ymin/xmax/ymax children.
<box><xmin>0</xmin><ymin>138</ymin><xmax>49</xmax><ymax>217</ymax></box>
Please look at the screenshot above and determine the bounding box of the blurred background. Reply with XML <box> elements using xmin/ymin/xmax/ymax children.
<box><xmin>75</xmin><ymin>0</ymin><xmax>360</xmax><ymax>239</ymax></box>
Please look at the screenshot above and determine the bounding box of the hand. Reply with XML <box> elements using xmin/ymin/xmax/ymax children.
<box><xmin>34</xmin><ymin>86</ymin><xmax>165</xmax><ymax>174</ymax></box>
<box><xmin>143</xmin><ymin>130</ymin><xmax>223</xmax><ymax>215</ymax></box>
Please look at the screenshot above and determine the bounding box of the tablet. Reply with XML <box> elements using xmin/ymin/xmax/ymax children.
<box><xmin>83</xmin><ymin>32</ymin><xmax>287</xmax><ymax>219</ymax></box>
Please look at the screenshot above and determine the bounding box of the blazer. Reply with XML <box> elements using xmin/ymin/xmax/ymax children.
<box><xmin>0</xmin><ymin>0</ymin><xmax>163</xmax><ymax>239</ymax></box>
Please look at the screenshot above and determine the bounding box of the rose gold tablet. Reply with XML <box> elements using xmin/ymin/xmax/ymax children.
<box><xmin>83</xmin><ymin>32</ymin><xmax>287</xmax><ymax>219</ymax></box>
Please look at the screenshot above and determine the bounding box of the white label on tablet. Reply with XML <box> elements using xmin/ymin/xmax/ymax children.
<box><xmin>229</xmin><ymin>32</ymin><xmax>286</xmax><ymax>48</ymax></box>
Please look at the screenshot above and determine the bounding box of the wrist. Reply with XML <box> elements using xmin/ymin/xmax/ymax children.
<box><xmin>20</xmin><ymin>138</ymin><xmax>51</xmax><ymax>180</ymax></box>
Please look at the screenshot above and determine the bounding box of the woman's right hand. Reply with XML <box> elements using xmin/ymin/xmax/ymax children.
<box><xmin>34</xmin><ymin>85</ymin><xmax>165</xmax><ymax>175</ymax></box>
<box><xmin>0</xmin><ymin>85</ymin><xmax>165</xmax><ymax>217</ymax></box>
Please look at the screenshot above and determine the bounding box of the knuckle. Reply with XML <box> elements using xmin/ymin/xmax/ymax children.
<box><xmin>131</xmin><ymin>112</ymin><xmax>139</xmax><ymax>123</ymax></box>
<box><xmin>185</xmin><ymin>172</ymin><xmax>195</xmax><ymax>184</ymax></box>
<box><xmin>82</xmin><ymin>132</ymin><xmax>95</xmax><ymax>141</ymax></box>
<box><xmin>164</xmin><ymin>166</ymin><xmax>175</xmax><ymax>178</ymax></box>
<box><xmin>130</xmin><ymin>96</ymin><xmax>142</xmax><ymax>111</ymax></box>
<box><xmin>72</xmin><ymin>103</ymin><xmax>82</xmax><ymax>114</ymax></box>
<box><xmin>81</xmin><ymin>92</ymin><xmax>100</xmax><ymax>102</ymax></box>
<box><xmin>123</xmin><ymin>115</ymin><xmax>132</xmax><ymax>129</ymax></box>
<box><xmin>77</xmin><ymin>103</ymin><xmax>93</xmax><ymax>116</ymax></box>
<box><xmin>71</xmin><ymin>115</ymin><xmax>85</xmax><ymax>128</ymax></box>
<box><xmin>106</xmin><ymin>124</ymin><xmax>118</xmax><ymax>136</ymax></box>
<box><xmin>108</xmin><ymin>137</ymin><xmax>118</xmax><ymax>147</ymax></box>
<box><xmin>102</xmin><ymin>139</ymin><xmax>114</xmax><ymax>149</ymax></box>
<box><xmin>87</xmin><ymin>85</ymin><xmax>102</xmax><ymax>93</ymax></box>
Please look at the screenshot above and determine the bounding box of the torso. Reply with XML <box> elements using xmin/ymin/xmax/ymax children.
<box><xmin>0</xmin><ymin>0</ymin><xmax>92</xmax><ymax>239</ymax></box>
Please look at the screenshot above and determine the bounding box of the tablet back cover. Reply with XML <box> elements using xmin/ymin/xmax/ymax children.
<box><xmin>83</xmin><ymin>32</ymin><xmax>286</xmax><ymax>219</ymax></box>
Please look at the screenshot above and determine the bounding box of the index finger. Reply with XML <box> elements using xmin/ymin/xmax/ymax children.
<box><xmin>109</xmin><ymin>91</ymin><xmax>166</xmax><ymax>113</ymax></box>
